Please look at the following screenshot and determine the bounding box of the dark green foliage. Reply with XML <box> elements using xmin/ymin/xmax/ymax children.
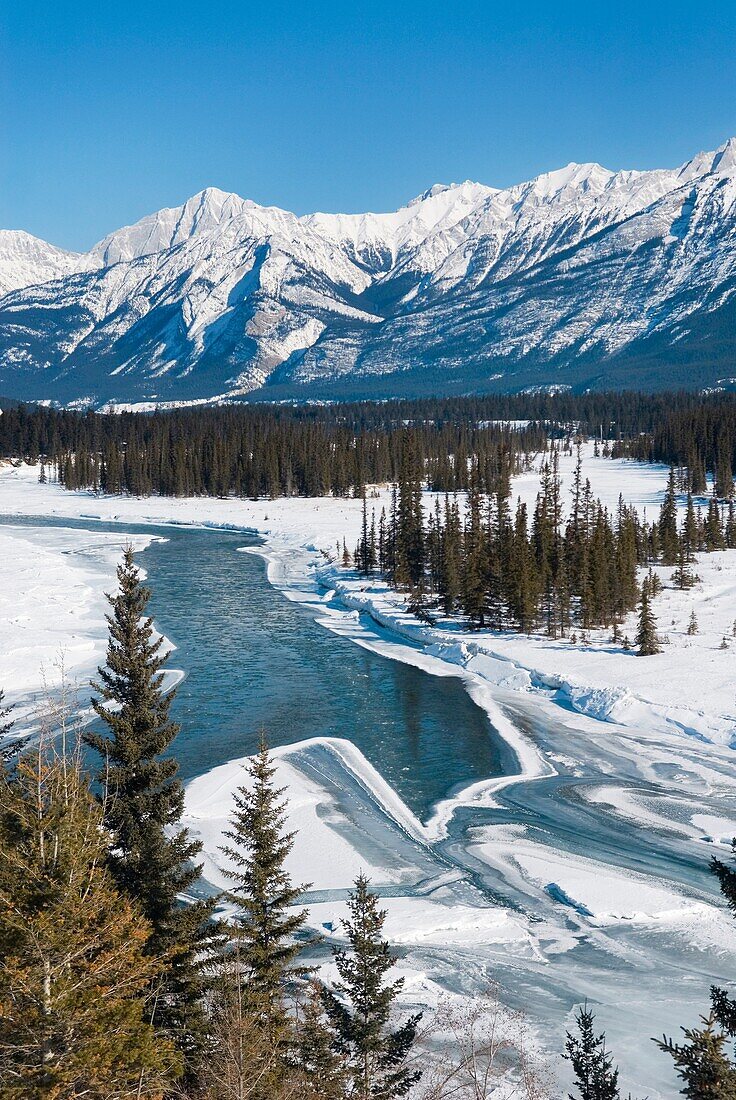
<box><xmin>219</xmin><ymin>735</ymin><xmax>309</xmax><ymax>1012</ymax></box>
<box><xmin>656</xmin><ymin>1016</ymin><xmax>736</xmax><ymax>1098</ymax></box>
<box><xmin>392</xmin><ymin>433</ymin><xmax>426</xmax><ymax>589</ymax></box>
<box><xmin>709</xmin><ymin>842</ymin><xmax>736</xmax><ymax>1057</ymax></box>
<box><xmin>316</xmin><ymin>874</ymin><xmax>422</xmax><ymax>1100</ymax></box>
<box><xmin>379</xmin><ymin>440</ymin><xmax>648</xmax><ymax>638</ymax></box>
<box><xmin>216</xmin><ymin>737</ymin><xmax>312</xmax><ymax>1098</ymax></box>
<box><xmin>636</xmin><ymin>584</ymin><xmax>660</xmax><ymax>656</ymax></box>
<box><xmin>3</xmin><ymin>391</ymin><xmax>736</xmax><ymax>502</ymax></box>
<box><xmin>85</xmin><ymin>546</ymin><xmax>215</xmax><ymax>1072</ymax></box>
<box><xmin>0</xmin><ymin>690</ymin><xmax>11</xmax><ymax>738</ymax></box>
<box><xmin>659</xmin><ymin>468</ymin><xmax>680</xmax><ymax>565</ymax></box>
<box><xmin>296</xmin><ymin>982</ymin><xmax>349</xmax><ymax>1100</ymax></box>
<box><xmin>655</xmin><ymin>822</ymin><xmax>736</xmax><ymax>1095</ymax></box>
<box><xmin>565</xmin><ymin>1003</ymin><xmax>620</xmax><ymax>1100</ymax></box>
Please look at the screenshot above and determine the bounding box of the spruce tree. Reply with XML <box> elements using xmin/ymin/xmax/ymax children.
<box><xmin>655</xmin><ymin>1015</ymin><xmax>736</xmax><ymax>1099</ymax></box>
<box><xmin>655</xmin><ymin>798</ymin><xmax>736</xmax><ymax>1096</ymax></box>
<box><xmin>296</xmin><ymin>983</ymin><xmax>349</xmax><ymax>1100</ymax></box>
<box><xmin>85</xmin><ymin>546</ymin><xmax>215</xmax><ymax>1072</ymax></box>
<box><xmin>636</xmin><ymin>584</ymin><xmax>661</xmax><ymax>656</ymax></box>
<box><xmin>218</xmin><ymin>734</ymin><xmax>310</xmax><ymax>1096</ymax></box>
<box><xmin>317</xmin><ymin>874</ymin><xmax>422</xmax><ymax>1100</ymax></box>
<box><xmin>0</xmin><ymin>738</ymin><xmax>181</xmax><ymax>1097</ymax></box>
<box><xmin>708</xmin><ymin>843</ymin><xmax>736</xmax><ymax>1042</ymax></box>
<box><xmin>660</xmin><ymin>467</ymin><xmax>680</xmax><ymax>565</ymax></box>
<box><xmin>565</xmin><ymin>1003</ymin><xmax>620</xmax><ymax>1100</ymax></box>
<box><xmin>0</xmin><ymin>689</ymin><xmax>11</xmax><ymax>738</ymax></box>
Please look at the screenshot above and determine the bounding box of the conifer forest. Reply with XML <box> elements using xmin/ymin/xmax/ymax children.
<box><xmin>3</xmin><ymin>392</ymin><xmax>736</xmax><ymax>1099</ymax></box>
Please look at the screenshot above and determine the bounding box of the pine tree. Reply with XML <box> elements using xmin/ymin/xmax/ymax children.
<box><xmin>295</xmin><ymin>982</ymin><xmax>349</xmax><ymax>1100</ymax></box>
<box><xmin>565</xmin><ymin>1003</ymin><xmax>620</xmax><ymax>1100</ymax></box>
<box><xmin>0</xmin><ymin>690</ymin><xmax>11</xmax><ymax>738</ymax></box>
<box><xmin>317</xmin><ymin>874</ymin><xmax>422</xmax><ymax>1100</ymax></box>
<box><xmin>655</xmin><ymin>794</ymin><xmax>736</xmax><ymax>1096</ymax></box>
<box><xmin>673</xmin><ymin>541</ymin><xmax>696</xmax><ymax>590</ymax></box>
<box><xmin>655</xmin><ymin>1015</ymin><xmax>736</xmax><ymax>1099</ymax></box>
<box><xmin>84</xmin><ymin>546</ymin><xmax>215</xmax><ymax>1072</ymax></box>
<box><xmin>218</xmin><ymin>735</ymin><xmax>310</xmax><ymax>1095</ymax></box>
<box><xmin>708</xmin><ymin>844</ymin><xmax>736</xmax><ymax>1047</ymax></box>
<box><xmin>687</xmin><ymin>609</ymin><xmax>699</xmax><ymax>635</ymax></box>
<box><xmin>715</xmin><ymin>445</ymin><xmax>734</xmax><ymax>501</ymax></box>
<box><xmin>0</xmin><ymin>738</ymin><xmax>181</xmax><ymax>1098</ymax></box>
<box><xmin>636</xmin><ymin>584</ymin><xmax>661</xmax><ymax>656</ymax></box>
<box><xmin>393</xmin><ymin>433</ymin><xmax>425</xmax><ymax>589</ymax></box>
<box><xmin>660</xmin><ymin>467</ymin><xmax>680</xmax><ymax>565</ymax></box>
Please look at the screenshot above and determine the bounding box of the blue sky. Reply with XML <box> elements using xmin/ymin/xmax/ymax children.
<box><xmin>2</xmin><ymin>0</ymin><xmax>736</xmax><ymax>250</ymax></box>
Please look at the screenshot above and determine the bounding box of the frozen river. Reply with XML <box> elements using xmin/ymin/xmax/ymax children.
<box><xmin>3</xmin><ymin>512</ymin><xmax>736</xmax><ymax>1097</ymax></box>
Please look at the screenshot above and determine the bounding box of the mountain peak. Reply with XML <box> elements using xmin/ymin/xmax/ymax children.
<box><xmin>516</xmin><ymin>161</ymin><xmax>615</xmax><ymax>202</ymax></box>
<box><xmin>0</xmin><ymin>230</ymin><xmax>79</xmax><ymax>297</ymax></box>
<box><xmin>712</xmin><ymin>136</ymin><xmax>736</xmax><ymax>174</ymax></box>
<box><xmin>677</xmin><ymin>136</ymin><xmax>736</xmax><ymax>183</ymax></box>
<box><xmin>86</xmin><ymin>187</ymin><xmax>255</xmax><ymax>268</ymax></box>
<box><xmin>407</xmin><ymin>180</ymin><xmax>491</xmax><ymax>207</ymax></box>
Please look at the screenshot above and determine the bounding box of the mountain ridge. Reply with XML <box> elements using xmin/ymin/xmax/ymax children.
<box><xmin>2</xmin><ymin>138</ymin><xmax>736</xmax><ymax>406</ymax></box>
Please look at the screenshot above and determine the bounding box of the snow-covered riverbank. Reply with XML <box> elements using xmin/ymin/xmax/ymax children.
<box><xmin>0</xmin><ymin>522</ymin><xmax>165</xmax><ymax>738</ymax></box>
<box><xmin>3</xmin><ymin>448</ymin><xmax>736</xmax><ymax>1097</ymax></box>
<box><xmin>4</xmin><ymin>444</ymin><xmax>735</xmax><ymax>752</ymax></box>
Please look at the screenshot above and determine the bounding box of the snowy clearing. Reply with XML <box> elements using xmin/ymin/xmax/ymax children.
<box><xmin>3</xmin><ymin>445</ymin><xmax>736</xmax><ymax>1097</ymax></box>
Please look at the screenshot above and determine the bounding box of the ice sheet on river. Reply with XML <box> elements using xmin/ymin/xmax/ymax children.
<box><xmin>183</xmin><ymin>730</ymin><xmax>736</xmax><ymax>1100</ymax></box>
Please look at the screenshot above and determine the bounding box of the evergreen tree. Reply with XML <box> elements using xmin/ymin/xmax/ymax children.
<box><xmin>0</xmin><ymin>738</ymin><xmax>180</xmax><ymax>1098</ymax></box>
<box><xmin>708</xmin><ymin>843</ymin><xmax>736</xmax><ymax>1046</ymax></box>
<box><xmin>656</xmin><ymin>1015</ymin><xmax>736</xmax><ymax>1099</ymax></box>
<box><xmin>317</xmin><ymin>874</ymin><xmax>422</xmax><ymax>1100</ymax></box>
<box><xmin>392</xmin><ymin>433</ymin><xmax>426</xmax><ymax>589</ymax></box>
<box><xmin>684</xmin><ymin>492</ymin><xmax>698</xmax><ymax>558</ymax></box>
<box><xmin>295</xmin><ymin>983</ymin><xmax>349</xmax><ymax>1100</ymax></box>
<box><xmin>706</xmin><ymin>495</ymin><xmax>726</xmax><ymax>551</ymax></box>
<box><xmin>438</xmin><ymin>495</ymin><xmax>462</xmax><ymax>616</ymax></box>
<box><xmin>218</xmin><ymin>735</ymin><xmax>309</xmax><ymax>1095</ymax></box>
<box><xmin>565</xmin><ymin>1003</ymin><xmax>620</xmax><ymax>1100</ymax></box>
<box><xmin>660</xmin><ymin>467</ymin><xmax>680</xmax><ymax>565</ymax></box>
<box><xmin>85</xmin><ymin>546</ymin><xmax>215</xmax><ymax>1072</ymax></box>
<box><xmin>0</xmin><ymin>690</ymin><xmax>11</xmax><ymax>738</ymax></box>
<box><xmin>636</xmin><ymin>584</ymin><xmax>661</xmax><ymax>656</ymax></box>
<box><xmin>655</xmin><ymin>788</ymin><xmax>736</xmax><ymax>1097</ymax></box>
<box><xmin>673</xmin><ymin>542</ymin><xmax>696</xmax><ymax>590</ymax></box>
<box><xmin>687</xmin><ymin>609</ymin><xmax>699</xmax><ymax>635</ymax></box>
<box><xmin>715</xmin><ymin>445</ymin><xmax>734</xmax><ymax>501</ymax></box>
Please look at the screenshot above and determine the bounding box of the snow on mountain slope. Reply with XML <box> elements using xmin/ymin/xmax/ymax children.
<box><xmin>2</xmin><ymin>138</ymin><xmax>736</xmax><ymax>404</ymax></box>
<box><xmin>303</xmin><ymin>180</ymin><xmax>497</xmax><ymax>270</ymax></box>
<box><xmin>83</xmin><ymin>187</ymin><xmax>294</xmax><ymax>268</ymax></box>
<box><xmin>0</xmin><ymin>230</ymin><xmax>79</xmax><ymax>296</ymax></box>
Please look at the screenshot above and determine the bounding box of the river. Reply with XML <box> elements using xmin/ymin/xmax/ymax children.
<box><xmin>4</xmin><ymin>512</ymin><xmax>736</xmax><ymax>1097</ymax></box>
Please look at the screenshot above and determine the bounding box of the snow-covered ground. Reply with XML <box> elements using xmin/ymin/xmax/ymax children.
<box><xmin>3</xmin><ymin>445</ymin><xmax>736</xmax><ymax>1097</ymax></box>
<box><xmin>0</xmin><ymin>522</ymin><xmax>163</xmax><ymax>738</ymax></box>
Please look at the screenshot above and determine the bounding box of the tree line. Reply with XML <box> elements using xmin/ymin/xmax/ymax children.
<box><xmin>0</xmin><ymin>553</ymin><xmax>538</xmax><ymax>1100</ymax></box>
<box><xmin>352</xmin><ymin>439</ymin><xmax>734</xmax><ymax>647</ymax></box>
<box><xmin>4</xmin><ymin>390</ymin><xmax>736</xmax><ymax>500</ymax></box>
<box><xmin>0</xmin><ymin>402</ymin><xmax>546</xmax><ymax>498</ymax></box>
<box><xmin>2</xmin><ymin>547</ymin><xmax>736</xmax><ymax>1097</ymax></box>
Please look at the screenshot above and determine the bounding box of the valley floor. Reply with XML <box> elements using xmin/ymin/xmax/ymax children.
<box><xmin>2</xmin><ymin>445</ymin><xmax>736</xmax><ymax>1098</ymax></box>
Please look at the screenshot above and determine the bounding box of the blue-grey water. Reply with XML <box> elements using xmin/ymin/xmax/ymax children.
<box><xmin>0</xmin><ymin>515</ymin><xmax>503</xmax><ymax>820</ymax></box>
<box><xmin>5</xmin><ymin>513</ymin><xmax>736</xmax><ymax>1097</ymax></box>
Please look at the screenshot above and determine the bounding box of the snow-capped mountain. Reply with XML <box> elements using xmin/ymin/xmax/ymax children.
<box><xmin>2</xmin><ymin>139</ymin><xmax>736</xmax><ymax>406</ymax></box>
<box><xmin>0</xmin><ymin>230</ymin><xmax>79</xmax><ymax>297</ymax></box>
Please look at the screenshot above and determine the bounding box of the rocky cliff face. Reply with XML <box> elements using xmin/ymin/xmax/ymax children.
<box><xmin>2</xmin><ymin>140</ymin><xmax>736</xmax><ymax>405</ymax></box>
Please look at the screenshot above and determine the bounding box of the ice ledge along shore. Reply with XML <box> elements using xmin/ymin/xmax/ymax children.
<box><xmin>2</xmin><ymin>449</ymin><xmax>736</xmax><ymax>758</ymax></box>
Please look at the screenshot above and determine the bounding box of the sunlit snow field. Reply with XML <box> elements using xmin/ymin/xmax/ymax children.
<box><xmin>2</xmin><ymin>444</ymin><xmax>736</xmax><ymax>1097</ymax></box>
